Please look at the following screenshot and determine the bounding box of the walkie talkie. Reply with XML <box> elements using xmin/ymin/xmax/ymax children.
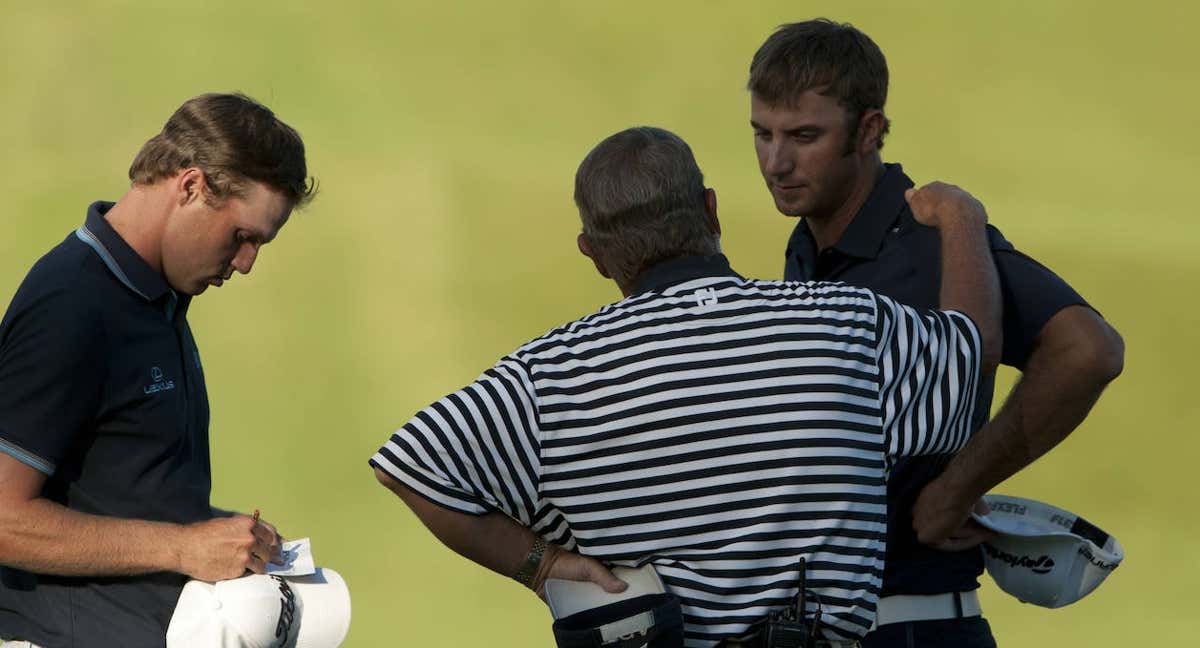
<box><xmin>763</xmin><ymin>557</ymin><xmax>820</xmax><ymax>648</ymax></box>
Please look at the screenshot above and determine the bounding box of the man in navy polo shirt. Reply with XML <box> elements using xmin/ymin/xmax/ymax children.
<box><xmin>746</xmin><ymin>20</ymin><xmax>1125</xmax><ymax>647</ymax></box>
<box><xmin>0</xmin><ymin>93</ymin><xmax>316</xmax><ymax>648</ymax></box>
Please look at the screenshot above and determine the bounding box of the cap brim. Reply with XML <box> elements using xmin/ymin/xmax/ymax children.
<box><xmin>291</xmin><ymin>567</ymin><xmax>352</xmax><ymax>648</ymax></box>
<box><xmin>167</xmin><ymin>581</ymin><xmax>242</xmax><ymax>648</ymax></box>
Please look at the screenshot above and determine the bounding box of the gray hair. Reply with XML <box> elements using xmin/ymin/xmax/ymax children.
<box><xmin>573</xmin><ymin>127</ymin><xmax>718</xmax><ymax>289</ymax></box>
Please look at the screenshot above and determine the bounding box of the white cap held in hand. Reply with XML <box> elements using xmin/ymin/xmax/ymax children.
<box><xmin>167</xmin><ymin>567</ymin><xmax>351</xmax><ymax>648</ymax></box>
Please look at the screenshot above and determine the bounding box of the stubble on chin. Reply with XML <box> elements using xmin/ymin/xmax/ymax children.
<box><xmin>773</xmin><ymin>196</ymin><xmax>807</xmax><ymax>218</ymax></box>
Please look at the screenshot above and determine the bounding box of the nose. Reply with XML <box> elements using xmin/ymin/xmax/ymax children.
<box><xmin>763</xmin><ymin>139</ymin><xmax>794</xmax><ymax>178</ymax></box>
<box><xmin>232</xmin><ymin>241</ymin><xmax>260</xmax><ymax>275</ymax></box>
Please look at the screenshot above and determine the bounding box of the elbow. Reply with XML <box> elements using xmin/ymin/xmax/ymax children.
<box><xmin>1080</xmin><ymin>322</ymin><xmax>1125</xmax><ymax>385</ymax></box>
<box><xmin>373</xmin><ymin>465</ymin><xmax>404</xmax><ymax>495</ymax></box>
<box><xmin>0</xmin><ymin>504</ymin><xmax>27</xmax><ymax>565</ymax></box>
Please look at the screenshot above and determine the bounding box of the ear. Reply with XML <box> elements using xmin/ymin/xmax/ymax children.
<box><xmin>175</xmin><ymin>168</ymin><xmax>208</xmax><ymax>207</ymax></box>
<box><xmin>577</xmin><ymin>233</ymin><xmax>611</xmax><ymax>279</ymax></box>
<box><xmin>703</xmin><ymin>187</ymin><xmax>721</xmax><ymax>236</ymax></box>
<box><xmin>858</xmin><ymin>109</ymin><xmax>886</xmax><ymax>154</ymax></box>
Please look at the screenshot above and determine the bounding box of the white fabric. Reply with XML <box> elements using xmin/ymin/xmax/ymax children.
<box><xmin>871</xmin><ymin>591</ymin><xmax>981</xmax><ymax>629</ymax></box>
<box><xmin>598</xmin><ymin>611</ymin><xmax>658</xmax><ymax>643</ymax></box>
<box><xmin>166</xmin><ymin>568</ymin><xmax>351</xmax><ymax>648</ymax></box>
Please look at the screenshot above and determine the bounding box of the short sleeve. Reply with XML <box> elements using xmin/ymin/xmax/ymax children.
<box><xmin>988</xmin><ymin>226</ymin><xmax>1089</xmax><ymax>369</ymax></box>
<box><xmin>874</xmin><ymin>294</ymin><xmax>981</xmax><ymax>461</ymax></box>
<box><xmin>370</xmin><ymin>356</ymin><xmax>543</xmax><ymax>523</ymax></box>
<box><xmin>0</xmin><ymin>286</ymin><xmax>107</xmax><ymax>475</ymax></box>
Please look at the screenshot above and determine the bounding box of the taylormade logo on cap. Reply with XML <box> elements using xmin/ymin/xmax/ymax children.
<box><xmin>981</xmin><ymin>544</ymin><xmax>1055</xmax><ymax>575</ymax></box>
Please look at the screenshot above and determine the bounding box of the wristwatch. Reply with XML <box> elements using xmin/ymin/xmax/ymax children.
<box><xmin>514</xmin><ymin>535</ymin><xmax>548</xmax><ymax>588</ymax></box>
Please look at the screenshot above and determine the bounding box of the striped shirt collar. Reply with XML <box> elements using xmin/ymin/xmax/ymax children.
<box><xmin>786</xmin><ymin>163</ymin><xmax>916</xmax><ymax>266</ymax></box>
<box><xmin>630</xmin><ymin>253</ymin><xmax>742</xmax><ymax>296</ymax></box>
<box><xmin>76</xmin><ymin>201</ymin><xmax>186</xmax><ymax>317</ymax></box>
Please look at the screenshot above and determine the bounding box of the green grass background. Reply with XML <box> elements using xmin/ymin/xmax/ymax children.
<box><xmin>1</xmin><ymin>1</ymin><xmax>1195</xmax><ymax>645</ymax></box>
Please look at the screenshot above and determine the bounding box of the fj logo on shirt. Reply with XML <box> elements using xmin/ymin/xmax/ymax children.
<box><xmin>143</xmin><ymin>366</ymin><xmax>176</xmax><ymax>395</ymax></box>
<box><xmin>694</xmin><ymin>287</ymin><xmax>719</xmax><ymax>308</ymax></box>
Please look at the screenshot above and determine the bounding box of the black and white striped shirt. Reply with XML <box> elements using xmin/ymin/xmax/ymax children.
<box><xmin>371</xmin><ymin>255</ymin><xmax>981</xmax><ymax>645</ymax></box>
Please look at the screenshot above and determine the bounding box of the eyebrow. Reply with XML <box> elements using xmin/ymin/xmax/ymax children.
<box><xmin>750</xmin><ymin>120</ymin><xmax>823</xmax><ymax>134</ymax></box>
<box><xmin>241</xmin><ymin>226</ymin><xmax>275</xmax><ymax>246</ymax></box>
<box><xmin>252</xmin><ymin>213</ymin><xmax>292</xmax><ymax>245</ymax></box>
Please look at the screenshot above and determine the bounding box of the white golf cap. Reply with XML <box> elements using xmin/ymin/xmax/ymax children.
<box><xmin>167</xmin><ymin>568</ymin><xmax>351</xmax><ymax>648</ymax></box>
<box><xmin>972</xmin><ymin>494</ymin><xmax>1124</xmax><ymax>608</ymax></box>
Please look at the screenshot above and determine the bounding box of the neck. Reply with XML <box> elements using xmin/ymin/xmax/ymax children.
<box><xmin>103</xmin><ymin>185</ymin><xmax>170</xmax><ymax>274</ymax></box>
<box><xmin>806</xmin><ymin>160</ymin><xmax>883</xmax><ymax>252</ymax></box>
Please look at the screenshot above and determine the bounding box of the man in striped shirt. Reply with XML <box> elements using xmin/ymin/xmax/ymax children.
<box><xmin>371</xmin><ymin>127</ymin><xmax>1001</xmax><ymax>646</ymax></box>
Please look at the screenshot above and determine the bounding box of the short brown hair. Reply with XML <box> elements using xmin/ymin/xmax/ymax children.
<box><xmin>748</xmin><ymin>19</ymin><xmax>891</xmax><ymax>149</ymax></box>
<box><xmin>129</xmin><ymin>93</ymin><xmax>316</xmax><ymax>207</ymax></box>
<box><xmin>574</xmin><ymin>127</ymin><xmax>717</xmax><ymax>289</ymax></box>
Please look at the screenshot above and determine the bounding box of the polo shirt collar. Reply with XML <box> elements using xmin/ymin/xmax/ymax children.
<box><xmin>75</xmin><ymin>201</ymin><xmax>184</xmax><ymax>314</ymax></box>
<box><xmin>789</xmin><ymin>163</ymin><xmax>915</xmax><ymax>262</ymax></box>
<box><xmin>631</xmin><ymin>253</ymin><xmax>742</xmax><ymax>296</ymax></box>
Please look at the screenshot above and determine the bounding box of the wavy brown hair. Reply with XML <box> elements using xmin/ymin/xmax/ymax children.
<box><xmin>129</xmin><ymin>93</ymin><xmax>316</xmax><ymax>207</ymax></box>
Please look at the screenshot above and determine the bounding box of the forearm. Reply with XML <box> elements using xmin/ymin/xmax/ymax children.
<box><xmin>937</xmin><ymin>306</ymin><xmax>1124</xmax><ymax>500</ymax></box>
<box><xmin>414</xmin><ymin>505</ymin><xmax>533</xmax><ymax>581</ymax></box>
<box><xmin>938</xmin><ymin>218</ymin><xmax>1002</xmax><ymax>371</ymax></box>
<box><xmin>374</xmin><ymin>467</ymin><xmax>533</xmax><ymax>582</ymax></box>
<box><xmin>0</xmin><ymin>497</ymin><xmax>183</xmax><ymax>577</ymax></box>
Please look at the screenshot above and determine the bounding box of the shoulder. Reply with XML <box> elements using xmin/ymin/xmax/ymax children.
<box><xmin>887</xmin><ymin>212</ymin><xmax>1014</xmax><ymax>250</ymax></box>
<box><xmin>514</xmin><ymin>291</ymin><xmax>668</xmax><ymax>362</ymax></box>
<box><xmin>20</xmin><ymin>231</ymin><xmax>107</xmax><ymax>292</ymax></box>
<box><xmin>754</xmin><ymin>278</ymin><xmax>876</xmax><ymax>308</ymax></box>
<box><xmin>2</xmin><ymin>233</ymin><xmax>106</xmax><ymax>335</ymax></box>
<box><xmin>986</xmin><ymin>223</ymin><xmax>1018</xmax><ymax>253</ymax></box>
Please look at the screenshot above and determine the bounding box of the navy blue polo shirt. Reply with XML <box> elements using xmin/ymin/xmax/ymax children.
<box><xmin>783</xmin><ymin>164</ymin><xmax>1088</xmax><ymax>596</ymax></box>
<box><xmin>0</xmin><ymin>202</ymin><xmax>212</xmax><ymax>648</ymax></box>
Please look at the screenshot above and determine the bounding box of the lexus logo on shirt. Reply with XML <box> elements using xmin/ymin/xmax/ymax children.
<box><xmin>144</xmin><ymin>366</ymin><xmax>176</xmax><ymax>395</ymax></box>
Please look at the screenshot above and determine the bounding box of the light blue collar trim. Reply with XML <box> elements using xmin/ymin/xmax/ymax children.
<box><xmin>75</xmin><ymin>225</ymin><xmax>151</xmax><ymax>301</ymax></box>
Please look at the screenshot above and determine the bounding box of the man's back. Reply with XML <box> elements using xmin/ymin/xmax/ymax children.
<box><xmin>372</xmin><ymin>254</ymin><xmax>983</xmax><ymax>645</ymax></box>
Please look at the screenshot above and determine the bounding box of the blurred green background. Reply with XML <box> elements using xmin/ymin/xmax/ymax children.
<box><xmin>1</xmin><ymin>0</ymin><xmax>1195</xmax><ymax>645</ymax></box>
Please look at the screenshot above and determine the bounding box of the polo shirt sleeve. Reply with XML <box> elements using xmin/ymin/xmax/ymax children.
<box><xmin>988</xmin><ymin>226</ymin><xmax>1089</xmax><ymax>369</ymax></box>
<box><xmin>873</xmin><ymin>293</ymin><xmax>981</xmax><ymax>461</ymax></box>
<box><xmin>370</xmin><ymin>355</ymin><xmax>543</xmax><ymax>525</ymax></box>
<box><xmin>0</xmin><ymin>286</ymin><xmax>107</xmax><ymax>476</ymax></box>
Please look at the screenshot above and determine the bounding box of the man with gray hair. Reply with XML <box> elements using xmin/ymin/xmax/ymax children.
<box><xmin>372</xmin><ymin>126</ymin><xmax>1001</xmax><ymax>646</ymax></box>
